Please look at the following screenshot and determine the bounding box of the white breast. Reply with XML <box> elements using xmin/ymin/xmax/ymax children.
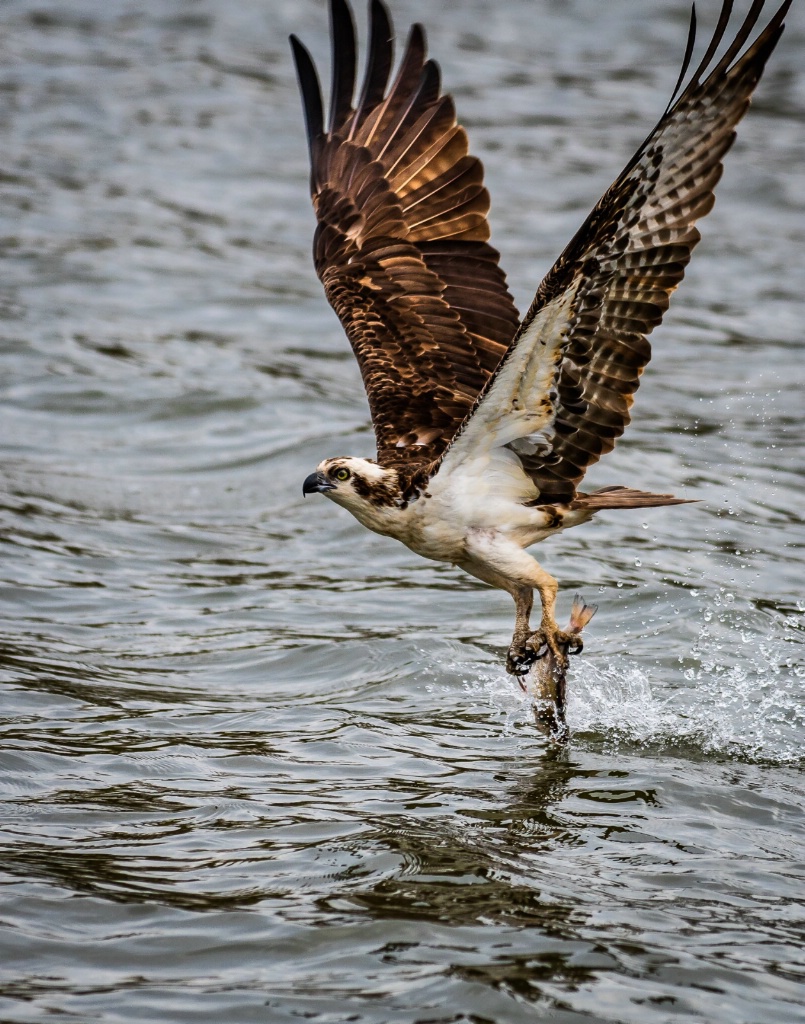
<box><xmin>392</xmin><ymin>446</ymin><xmax>556</xmax><ymax>562</ymax></box>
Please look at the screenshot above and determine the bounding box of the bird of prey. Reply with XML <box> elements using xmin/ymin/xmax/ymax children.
<box><xmin>291</xmin><ymin>0</ymin><xmax>790</xmax><ymax>677</ymax></box>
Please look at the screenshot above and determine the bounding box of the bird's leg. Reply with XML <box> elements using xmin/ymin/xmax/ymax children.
<box><xmin>505</xmin><ymin>585</ymin><xmax>535</xmax><ymax>676</ymax></box>
<box><xmin>460</xmin><ymin>538</ymin><xmax>577</xmax><ymax>677</ymax></box>
<box><xmin>456</xmin><ymin>554</ymin><xmax>537</xmax><ymax>677</ymax></box>
<box><xmin>525</xmin><ymin>565</ymin><xmax>575</xmax><ymax>671</ymax></box>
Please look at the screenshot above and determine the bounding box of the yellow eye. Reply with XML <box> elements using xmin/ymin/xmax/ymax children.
<box><xmin>333</xmin><ymin>467</ymin><xmax>351</xmax><ymax>482</ymax></box>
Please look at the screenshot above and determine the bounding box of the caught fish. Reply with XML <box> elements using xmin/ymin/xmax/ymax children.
<box><xmin>521</xmin><ymin>595</ymin><xmax>597</xmax><ymax>743</ymax></box>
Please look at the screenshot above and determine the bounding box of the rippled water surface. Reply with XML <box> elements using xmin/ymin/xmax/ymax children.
<box><xmin>1</xmin><ymin>0</ymin><xmax>804</xmax><ymax>1021</ymax></box>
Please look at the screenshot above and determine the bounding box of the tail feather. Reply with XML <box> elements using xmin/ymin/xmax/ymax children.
<box><xmin>570</xmin><ymin>485</ymin><xmax>695</xmax><ymax>510</ymax></box>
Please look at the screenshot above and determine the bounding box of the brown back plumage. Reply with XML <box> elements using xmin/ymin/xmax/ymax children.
<box><xmin>290</xmin><ymin>0</ymin><xmax>520</xmax><ymax>473</ymax></box>
<box><xmin>292</xmin><ymin>0</ymin><xmax>790</xmax><ymax>500</ymax></box>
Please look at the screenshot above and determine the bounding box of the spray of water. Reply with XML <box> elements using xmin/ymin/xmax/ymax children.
<box><xmin>430</xmin><ymin>599</ymin><xmax>803</xmax><ymax>764</ymax></box>
<box><xmin>565</xmin><ymin>600</ymin><xmax>802</xmax><ymax>763</ymax></box>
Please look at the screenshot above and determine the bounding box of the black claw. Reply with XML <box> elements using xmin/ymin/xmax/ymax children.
<box><xmin>506</xmin><ymin>648</ymin><xmax>536</xmax><ymax>676</ymax></box>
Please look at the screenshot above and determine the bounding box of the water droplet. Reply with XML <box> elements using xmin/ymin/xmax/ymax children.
<box><xmin>634</xmin><ymin>558</ymin><xmax>642</xmax><ymax>567</ymax></box>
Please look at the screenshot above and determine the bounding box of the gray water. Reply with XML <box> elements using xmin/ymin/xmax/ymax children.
<box><xmin>1</xmin><ymin>0</ymin><xmax>804</xmax><ymax>1021</ymax></box>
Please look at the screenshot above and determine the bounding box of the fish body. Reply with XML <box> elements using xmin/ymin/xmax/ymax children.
<box><xmin>524</xmin><ymin>595</ymin><xmax>597</xmax><ymax>743</ymax></box>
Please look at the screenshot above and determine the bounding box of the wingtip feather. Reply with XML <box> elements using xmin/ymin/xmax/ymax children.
<box><xmin>328</xmin><ymin>0</ymin><xmax>357</xmax><ymax>134</ymax></box>
<box><xmin>355</xmin><ymin>0</ymin><xmax>394</xmax><ymax>121</ymax></box>
<box><xmin>290</xmin><ymin>34</ymin><xmax>325</xmax><ymax>169</ymax></box>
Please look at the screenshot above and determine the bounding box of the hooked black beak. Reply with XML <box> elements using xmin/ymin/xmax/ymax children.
<box><xmin>302</xmin><ymin>471</ymin><xmax>334</xmax><ymax>497</ymax></box>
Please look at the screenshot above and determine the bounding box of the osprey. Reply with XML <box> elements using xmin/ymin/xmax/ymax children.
<box><xmin>291</xmin><ymin>0</ymin><xmax>789</xmax><ymax>676</ymax></box>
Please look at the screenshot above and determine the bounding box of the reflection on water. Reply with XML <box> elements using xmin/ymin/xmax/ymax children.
<box><xmin>1</xmin><ymin>0</ymin><xmax>804</xmax><ymax>1021</ymax></box>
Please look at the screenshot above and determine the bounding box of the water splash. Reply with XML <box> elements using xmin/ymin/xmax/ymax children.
<box><xmin>569</xmin><ymin>603</ymin><xmax>804</xmax><ymax>764</ymax></box>
<box><xmin>423</xmin><ymin>599</ymin><xmax>804</xmax><ymax>764</ymax></box>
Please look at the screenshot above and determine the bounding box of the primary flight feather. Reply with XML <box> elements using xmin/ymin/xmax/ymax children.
<box><xmin>291</xmin><ymin>0</ymin><xmax>790</xmax><ymax>678</ymax></box>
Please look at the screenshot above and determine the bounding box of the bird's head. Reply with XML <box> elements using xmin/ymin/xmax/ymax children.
<box><xmin>302</xmin><ymin>457</ymin><xmax>402</xmax><ymax>529</ymax></box>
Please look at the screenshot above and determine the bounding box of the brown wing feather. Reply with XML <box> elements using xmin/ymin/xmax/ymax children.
<box><xmin>507</xmin><ymin>0</ymin><xmax>792</xmax><ymax>503</ymax></box>
<box><xmin>290</xmin><ymin>0</ymin><xmax>520</xmax><ymax>471</ymax></box>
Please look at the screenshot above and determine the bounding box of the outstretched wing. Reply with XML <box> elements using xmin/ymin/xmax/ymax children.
<box><xmin>438</xmin><ymin>0</ymin><xmax>791</xmax><ymax>503</ymax></box>
<box><xmin>290</xmin><ymin>0</ymin><xmax>520</xmax><ymax>472</ymax></box>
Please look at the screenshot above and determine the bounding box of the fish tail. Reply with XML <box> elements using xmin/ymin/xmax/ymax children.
<box><xmin>569</xmin><ymin>594</ymin><xmax>598</xmax><ymax>633</ymax></box>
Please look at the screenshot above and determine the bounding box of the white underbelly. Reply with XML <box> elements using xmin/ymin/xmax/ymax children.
<box><xmin>384</xmin><ymin>448</ymin><xmax>588</xmax><ymax>563</ymax></box>
<box><xmin>398</xmin><ymin>494</ymin><xmax>562</xmax><ymax>564</ymax></box>
<box><xmin>399</xmin><ymin>516</ymin><xmax>468</xmax><ymax>563</ymax></box>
